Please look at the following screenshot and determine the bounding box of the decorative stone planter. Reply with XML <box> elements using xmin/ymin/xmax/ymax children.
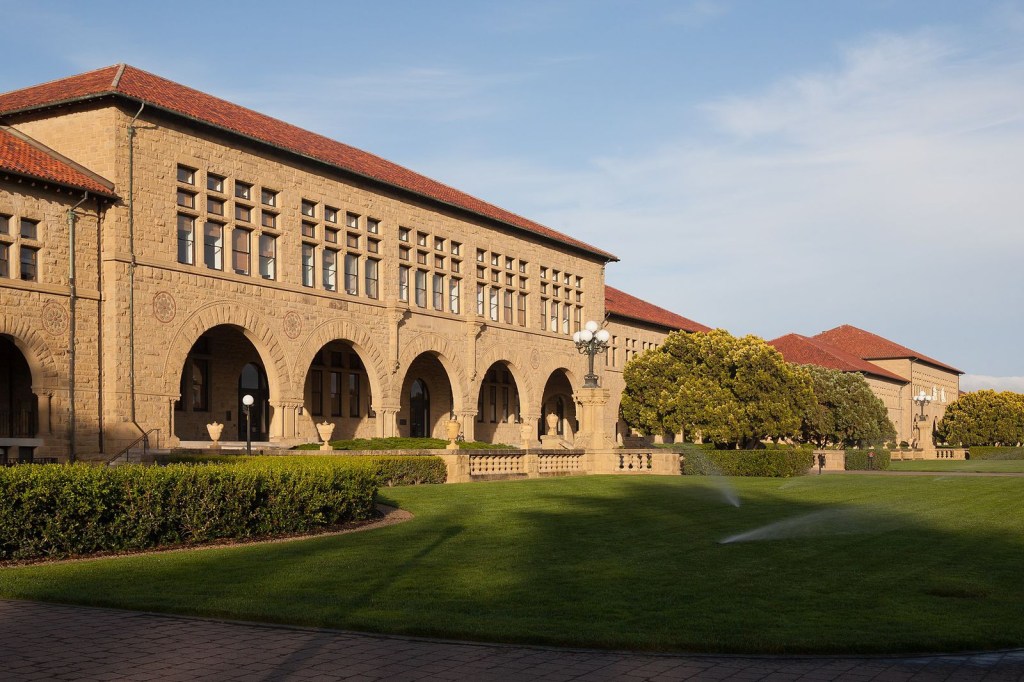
<box><xmin>316</xmin><ymin>422</ymin><xmax>336</xmax><ymax>451</ymax></box>
<box><xmin>545</xmin><ymin>413</ymin><xmax>559</xmax><ymax>437</ymax></box>
<box><xmin>445</xmin><ymin>419</ymin><xmax>461</xmax><ymax>450</ymax></box>
<box><xmin>206</xmin><ymin>422</ymin><xmax>223</xmax><ymax>449</ymax></box>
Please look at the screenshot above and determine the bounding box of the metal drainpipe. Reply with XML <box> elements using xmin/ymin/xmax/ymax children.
<box><xmin>127</xmin><ymin>102</ymin><xmax>145</xmax><ymax>438</ymax></box>
<box><xmin>67</xmin><ymin>192</ymin><xmax>90</xmax><ymax>463</ymax></box>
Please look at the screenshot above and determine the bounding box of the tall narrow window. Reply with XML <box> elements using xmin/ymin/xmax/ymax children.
<box><xmin>177</xmin><ymin>214</ymin><xmax>195</xmax><ymax>265</ymax></box>
<box><xmin>574</xmin><ymin>306</ymin><xmax>582</xmax><ymax>333</ymax></box>
<box><xmin>550</xmin><ymin>301</ymin><xmax>559</xmax><ymax>332</ymax></box>
<box><xmin>476</xmin><ymin>283</ymin><xmax>485</xmax><ymax>316</ymax></box>
<box><xmin>489</xmin><ymin>287</ymin><xmax>499</xmax><ymax>321</ymax></box>
<box><xmin>310</xmin><ymin>370</ymin><xmax>323</xmax><ymax>416</ymax></box>
<box><xmin>348</xmin><ymin>374</ymin><xmax>360</xmax><ymax>418</ymax></box>
<box><xmin>323</xmin><ymin>249</ymin><xmax>337</xmax><ymax>291</ymax></box>
<box><xmin>562</xmin><ymin>303</ymin><xmax>570</xmax><ymax>334</ymax></box>
<box><xmin>259</xmin><ymin>234</ymin><xmax>276</xmax><ymax>280</ymax></box>
<box><xmin>449</xmin><ymin>278</ymin><xmax>461</xmax><ymax>314</ymax></box>
<box><xmin>398</xmin><ymin>265</ymin><xmax>410</xmax><ymax>302</ymax></box>
<box><xmin>517</xmin><ymin>293</ymin><xmax>527</xmax><ymax>326</ymax></box>
<box><xmin>330</xmin><ymin>372</ymin><xmax>342</xmax><ymax>416</ymax></box>
<box><xmin>503</xmin><ymin>290</ymin><xmax>513</xmax><ymax>324</ymax></box>
<box><xmin>344</xmin><ymin>253</ymin><xmax>358</xmax><ymax>295</ymax></box>
<box><xmin>302</xmin><ymin>244</ymin><xmax>315</xmax><ymax>287</ymax></box>
<box><xmin>432</xmin><ymin>273</ymin><xmax>444</xmax><ymax>310</ymax></box>
<box><xmin>414</xmin><ymin>269</ymin><xmax>427</xmax><ymax>308</ymax></box>
<box><xmin>0</xmin><ymin>214</ymin><xmax>9</xmax><ymax>235</ymax></box>
<box><xmin>191</xmin><ymin>359</ymin><xmax>209</xmax><ymax>411</ymax></box>
<box><xmin>232</xmin><ymin>228</ymin><xmax>251</xmax><ymax>275</ymax></box>
<box><xmin>20</xmin><ymin>247</ymin><xmax>37</xmax><ymax>281</ymax></box>
<box><xmin>365</xmin><ymin>258</ymin><xmax>379</xmax><ymax>299</ymax></box>
<box><xmin>0</xmin><ymin>243</ymin><xmax>8</xmax><ymax>278</ymax></box>
<box><xmin>203</xmin><ymin>222</ymin><xmax>223</xmax><ymax>270</ymax></box>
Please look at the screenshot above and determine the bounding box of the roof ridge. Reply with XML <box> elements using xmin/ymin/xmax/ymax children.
<box><xmin>111</xmin><ymin>63</ymin><xmax>127</xmax><ymax>89</ymax></box>
<box><xmin>0</xmin><ymin>64</ymin><xmax>119</xmax><ymax>99</ymax></box>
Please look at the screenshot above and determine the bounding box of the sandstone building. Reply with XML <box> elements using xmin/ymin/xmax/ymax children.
<box><xmin>770</xmin><ymin>325</ymin><xmax>962</xmax><ymax>448</ymax></box>
<box><xmin>0</xmin><ymin>64</ymin><xmax>707</xmax><ymax>461</ymax></box>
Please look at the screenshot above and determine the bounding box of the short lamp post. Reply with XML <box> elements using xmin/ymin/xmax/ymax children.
<box><xmin>241</xmin><ymin>394</ymin><xmax>254</xmax><ymax>455</ymax></box>
<box><xmin>573</xmin><ymin>320</ymin><xmax>611</xmax><ymax>388</ymax></box>
<box><xmin>913</xmin><ymin>390</ymin><xmax>932</xmax><ymax>421</ymax></box>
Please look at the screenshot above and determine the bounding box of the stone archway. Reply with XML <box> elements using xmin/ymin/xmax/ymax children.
<box><xmin>539</xmin><ymin>369</ymin><xmax>578</xmax><ymax>443</ymax></box>
<box><xmin>399</xmin><ymin>352</ymin><xmax>455</xmax><ymax>440</ymax></box>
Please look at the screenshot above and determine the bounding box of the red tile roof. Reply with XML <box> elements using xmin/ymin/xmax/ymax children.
<box><xmin>813</xmin><ymin>324</ymin><xmax>962</xmax><ymax>374</ymax></box>
<box><xmin>768</xmin><ymin>333</ymin><xmax>907</xmax><ymax>383</ymax></box>
<box><xmin>0</xmin><ymin>126</ymin><xmax>115</xmax><ymax>197</ymax></box>
<box><xmin>0</xmin><ymin>65</ymin><xmax>615</xmax><ymax>261</ymax></box>
<box><xmin>605</xmin><ymin>286</ymin><xmax>710</xmax><ymax>333</ymax></box>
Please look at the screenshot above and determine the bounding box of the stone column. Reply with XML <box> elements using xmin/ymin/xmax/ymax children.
<box><xmin>575</xmin><ymin>387</ymin><xmax>614</xmax><ymax>451</ymax></box>
<box><xmin>34</xmin><ymin>390</ymin><xmax>54</xmax><ymax>436</ymax></box>
<box><xmin>456</xmin><ymin>409</ymin><xmax>477</xmax><ymax>443</ymax></box>
<box><xmin>520</xmin><ymin>413</ymin><xmax>541</xmax><ymax>450</ymax></box>
<box><xmin>376</xmin><ymin>405</ymin><xmax>400</xmax><ymax>438</ymax></box>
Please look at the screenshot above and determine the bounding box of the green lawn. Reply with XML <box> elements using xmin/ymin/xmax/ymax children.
<box><xmin>889</xmin><ymin>459</ymin><xmax>1024</xmax><ymax>473</ymax></box>
<box><xmin>1</xmin><ymin>475</ymin><xmax>1022</xmax><ymax>654</ymax></box>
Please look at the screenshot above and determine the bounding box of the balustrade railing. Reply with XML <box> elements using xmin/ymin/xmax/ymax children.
<box><xmin>537</xmin><ymin>453</ymin><xmax>584</xmax><ymax>473</ymax></box>
<box><xmin>468</xmin><ymin>453</ymin><xmax>525</xmax><ymax>477</ymax></box>
<box><xmin>617</xmin><ymin>452</ymin><xmax>653</xmax><ymax>472</ymax></box>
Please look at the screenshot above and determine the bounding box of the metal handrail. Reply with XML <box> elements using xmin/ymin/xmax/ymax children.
<box><xmin>108</xmin><ymin>429</ymin><xmax>160</xmax><ymax>465</ymax></box>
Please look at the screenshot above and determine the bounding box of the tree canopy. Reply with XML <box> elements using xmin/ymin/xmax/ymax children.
<box><xmin>936</xmin><ymin>390</ymin><xmax>1024</xmax><ymax>446</ymax></box>
<box><xmin>799</xmin><ymin>364</ymin><xmax>896</xmax><ymax>448</ymax></box>
<box><xmin>620</xmin><ymin>329</ymin><xmax>814</xmax><ymax>448</ymax></box>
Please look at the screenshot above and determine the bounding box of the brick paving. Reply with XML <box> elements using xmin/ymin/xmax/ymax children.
<box><xmin>0</xmin><ymin>600</ymin><xmax>1022</xmax><ymax>681</ymax></box>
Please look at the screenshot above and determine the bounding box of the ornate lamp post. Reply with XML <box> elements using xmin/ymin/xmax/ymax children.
<box><xmin>913</xmin><ymin>390</ymin><xmax>932</xmax><ymax>421</ymax></box>
<box><xmin>573</xmin><ymin>320</ymin><xmax>611</xmax><ymax>388</ymax></box>
<box><xmin>241</xmin><ymin>394</ymin><xmax>254</xmax><ymax>455</ymax></box>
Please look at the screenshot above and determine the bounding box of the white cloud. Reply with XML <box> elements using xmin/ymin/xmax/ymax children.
<box><xmin>961</xmin><ymin>375</ymin><xmax>1024</xmax><ymax>392</ymax></box>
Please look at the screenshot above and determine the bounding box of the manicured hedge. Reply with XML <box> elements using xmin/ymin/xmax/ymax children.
<box><xmin>158</xmin><ymin>455</ymin><xmax>448</xmax><ymax>487</ymax></box>
<box><xmin>681</xmin><ymin>450</ymin><xmax>812</xmax><ymax>477</ymax></box>
<box><xmin>966</xmin><ymin>446</ymin><xmax>1024</xmax><ymax>460</ymax></box>
<box><xmin>0</xmin><ymin>461</ymin><xmax>378</xmax><ymax>561</ymax></box>
<box><xmin>844</xmin><ymin>450</ymin><xmax>892</xmax><ymax>470</ymax></box>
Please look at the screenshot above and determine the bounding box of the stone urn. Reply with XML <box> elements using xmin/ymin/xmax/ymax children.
<box><xmin>206</xmin><ymin>422</ymin><xmax>223</xmax><ymax>449</ymax></box>
<box><xmin>316</xmin><ymin>421</ymin><xmax>336</xmax><ymax>451</ymax></box>
<box><xmin>445</xmin><ymin>419</ymin><xmax>461</xmax><ymax>450</ymax></box>
<box><xmin>545</xmin><ymin>412</ymin><xmax>559</xmax><ymax>437</ymax></box>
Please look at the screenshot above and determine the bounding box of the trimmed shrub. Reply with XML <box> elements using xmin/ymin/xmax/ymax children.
<box><xmin>681</xmin><ymin>449</ymin><xmax>812</xmax><ymax>477</ymax></box>
<box><xmin>844</xmin><ymin>450</ymin><xmax>892</xmax><ymax>470</ymax></box>
<box><xmin>157</xmin><ymin>455</ymin><xmax>448</xmax><ymax>487</ymax></box>
<box><xmin>966</xmin><ymin>446</ymin><xmax>1024</xmax><ymax>460</ymax></box>
<box><xmin>0</xmin><ymin>461</ymin><xmax>377</xmax><ymax>561</ymax></box>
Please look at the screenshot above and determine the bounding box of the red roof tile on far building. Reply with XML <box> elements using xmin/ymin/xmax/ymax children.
<box><xmin>0</xmin><ymin>64</ymin><xmax>614</xmax><ymax>261</ymax></box>
<box><xmin>0</xmin><ymin>126</ymin><xmax>115</xmax><ymax>197</ymax></box>
<box><xmin>768</xmin><ymin>333</ymin><xmax>907</xmax><ymax>383</ymax></box>
<box><xmin>813</xmin><ymin>325</ymin><xmax>963</xmax><ymax>375</ymax></box>
<box><xmin>605</xmin><ymin>286</ymin><xmax>710</xmax><ymax>333</ymax></box>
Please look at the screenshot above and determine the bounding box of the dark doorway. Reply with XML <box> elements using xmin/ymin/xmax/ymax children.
<box><xmin>410</xmin><ymin>379</ymin><xmax>430</xmax><ymax>438</ymax></box>
<box><xmin>0</xmin><ymin>336</ymin><xmax>36</xmax><ymax>438</ymax></box>
<box><xmin>238</xmin><ymin>362</ymin><xmax>269</xmax><ymax>440</ymax></box>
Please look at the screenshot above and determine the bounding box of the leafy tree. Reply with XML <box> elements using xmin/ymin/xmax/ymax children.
<box><xmin>937</xmin><ymin>390</ymin><xmax>1024</xmax><ymax>446</ymax></box>
<box><xmin>800</xmin><ymin>365</ymin><xmax>896</xmax><ymax>447</ymax></box>
<box><xmin>621</xmin><ymin>329</ymin><xmax>813</xmax><ymax>448</ymax></box>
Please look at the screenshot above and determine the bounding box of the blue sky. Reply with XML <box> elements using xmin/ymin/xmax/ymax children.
<box><xmin>3</xmin><ymin>1</ymin><xmax>1023</xmax><ymax>388</ymax></box>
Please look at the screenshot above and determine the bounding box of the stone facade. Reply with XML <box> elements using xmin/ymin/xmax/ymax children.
<box><xmin>3</xmin><ymin>69</ymin><xmax>692</xmax><ymax>460</ymax></box>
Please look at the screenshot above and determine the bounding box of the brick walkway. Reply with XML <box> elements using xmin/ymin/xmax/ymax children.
<box><xmin>1</xmin><ymin>600</ymin><xmax>1022</xmax><ymax>681</ymax></box>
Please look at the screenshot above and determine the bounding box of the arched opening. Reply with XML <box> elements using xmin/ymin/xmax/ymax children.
<box><xmin>173</xmin><ymin>325</ymin><xmax>275</xmax><ymax>442</ymax></box>
<box><xmin>476</xmin><ymin>362</ymin><xmax>522</xmax><ymax>444</ymax></box>
<box><xmin>1</xmin><ymin>335</ymin><xmax>37</xmax><ymax>463</ymax></box>
<box><xmin>303</xmin><ymin>340</ymin><xmax>376</xmax><ymax>441</ymax></box>
<box><xmin>238</xmin><ymin>363</ymin><xmax>269</xmax><ymax>441</ymax></box>
<box><xmin>539</xmin><ymin>370</ymin><xmax>577</xmax><ymax>442</ymax></box>
<box><xmin>400</xmin><ymin>353</ymin><xmax>453</xmax><ymax>439</ymax></box>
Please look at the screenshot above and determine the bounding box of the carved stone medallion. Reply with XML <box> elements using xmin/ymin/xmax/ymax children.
<box><xmin>153</xmin><ymin>291</ymin><xmax>176</xmax><ymax>323</ymax></box>
<box><xmin>530</xmin><ymin>347</ymin><xmax>541</xmax><ymax>370</ymax></box>
<box><xmin>283</xmin><ymin>311</ymin><xmax>302</xmax><ymax>339</ymax></box>
<box><xmin>42</xmin><ymin>302</ymin><xmax>68</xmax><ymax>336</ymax></box>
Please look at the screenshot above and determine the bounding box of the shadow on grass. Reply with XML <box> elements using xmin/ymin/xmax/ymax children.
<box><xmin>0</xmin><ymin>475</ymin><xmax>1022</xmax><ymax>655</ymax></box>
